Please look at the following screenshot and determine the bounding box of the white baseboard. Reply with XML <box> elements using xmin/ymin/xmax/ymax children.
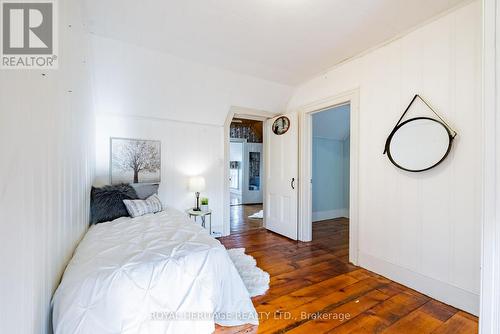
<box><xmin>312</xmin><ymin>209</ymin><xmax>349</xmax><ymax>222</ymax></box>
<box><xmin>358</xmin><ymin>252</ymin><xmax>479</xmax><ymax>315</ymax></box>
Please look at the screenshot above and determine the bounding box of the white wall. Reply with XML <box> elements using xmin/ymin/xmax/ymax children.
<box><xmin>0</xmin><ymin>1</ymin><xmax>94</xmax><ymax>333</ymax></box>
<box><xmin>95</xmin><ymin>113</ymin><xmax>225</xmax><ymax>233</ymax></box>
<box><xmin>90</xmin><ymin>36</ymin><xmax>294</xmax><ymax>234</ymax></box>
<box><xmin>289</xmin><ymin>1</ymin><xmax>482</xmax><ymax>314</ymax></box>
<box><xmin>312</xmin><ymin>105</ymin><xmax>350</xmax><ymax>221</ymax></box>
<box><xmin>89</xmin><ymin>35</ymin><xmax>293</xmax><ymax>126</ymax></box>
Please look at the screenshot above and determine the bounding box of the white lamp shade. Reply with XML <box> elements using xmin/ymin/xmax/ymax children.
<box><xmin>188</xmin><ymin>176</ymin><xmax>206</xmax><ymax>192</ymax></box>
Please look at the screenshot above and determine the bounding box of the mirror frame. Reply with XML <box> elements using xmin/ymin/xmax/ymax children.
<box><xmin>272</xmin><ymin>116</ymin><xmax>291</xmax><ymax>135</ymax></box>
<box><xmin>385</xmin><ymin>116</ymin><xmax>455</xmax><ymax>172</ymax></box>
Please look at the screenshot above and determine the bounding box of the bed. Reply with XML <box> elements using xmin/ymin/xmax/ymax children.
<box><xmin>52</xmin><ymin>207</ymin><xmax>258</xmax><ymax>334</ymax></box>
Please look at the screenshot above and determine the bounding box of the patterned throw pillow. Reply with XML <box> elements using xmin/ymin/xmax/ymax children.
<box><xmin>123</xmin><ymin>194</ymin><xmax>163</xmax><ymax>218</ymax></box>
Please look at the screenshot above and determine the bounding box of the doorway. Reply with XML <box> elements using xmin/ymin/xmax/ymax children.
<box><xmin>298</xmin><ymin>89</ymin><xmax>359</xmax><ymax>263</ymax></box>
<box><xmin>311</xmin><ymin>104</ymin><xmax>351</xmax><ymax>255</ymax></box>
<box><xmin>312</xmin><ymin>105</ymin><xmax>350</xmax><ymax>221</ymax></box>
<box><xmin>229</xmin><ymin>118</ymin><xmax>264</xmax><ymax>233</ymax></box>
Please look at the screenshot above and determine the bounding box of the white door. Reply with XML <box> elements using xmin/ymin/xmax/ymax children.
<box><xmin>265</xmin><ymin>114</ymin><xmax>298</xmax><ymax>240</ymax></box>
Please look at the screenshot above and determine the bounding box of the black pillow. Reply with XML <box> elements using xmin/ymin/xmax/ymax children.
<box><xmin>90</xmin><ymin>184</ymin><xmax>139</xmax><ymax>225</ymax></box>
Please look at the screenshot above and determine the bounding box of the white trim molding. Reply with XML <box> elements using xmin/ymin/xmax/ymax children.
<box><xmin>297</xmin><ymin>89</ymin><xmax>360</xmax><ymax>265</ymax></box>
<box><xmin>480</xmin><ymin>0</ymin><xmax>500</xmax><ymax>332</ymax></box>
<box><xmin>359</xmin><ymin>253</ymin><xmax>480</xmax><ymax>315</ymax></box>
<box><xmin>312</xmin><ymin>209</ymin><xmax>349</xmax><ymax>222</ymax></box>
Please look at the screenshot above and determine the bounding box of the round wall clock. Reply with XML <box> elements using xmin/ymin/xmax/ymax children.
<box><xmin>272</xmin><ymin>116</ymin><xmax>290</xmax><ymax>135</ymax></box>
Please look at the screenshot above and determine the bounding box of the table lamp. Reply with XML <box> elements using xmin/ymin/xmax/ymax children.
<box><xmin>189</xmin><ymin>176</ymin><xmax>206</xmax><ymax>211</ymax></box>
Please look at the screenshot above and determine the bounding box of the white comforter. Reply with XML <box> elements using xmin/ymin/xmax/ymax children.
<box><xmin>52</xmin><ymin>208</ymin><xmax>258</xmax><ymax>334</ymax></box>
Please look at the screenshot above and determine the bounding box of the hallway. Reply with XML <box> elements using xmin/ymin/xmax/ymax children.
<box><xmin>230</xmin><ymin>204</ymin><xmax>263</xmax><ymax>234</ymax></box>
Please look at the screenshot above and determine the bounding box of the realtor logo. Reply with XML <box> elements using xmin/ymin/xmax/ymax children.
<box><xmin>1</xmin><ymin>0</ymin><xmax>58</xmax><ymax>69</ymax></box>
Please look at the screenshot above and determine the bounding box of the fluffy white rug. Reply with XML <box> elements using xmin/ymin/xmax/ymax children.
<box><xmin>248</xmin><ymin>210</ymin><xmax>263</xmax><ymax>219</ymax></box>
<box><xmin>227</xmin><ymin>248</ymin><xmax>270</xmax><ymax>297</ymax></box>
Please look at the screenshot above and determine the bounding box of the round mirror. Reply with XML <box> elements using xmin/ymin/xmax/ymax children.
<box><xmin>386</xmin><ymin>117</ymin><xmax>453</xmax><ymax>172</ymax></box>
<box><xmin>272</xmin><ymin>116</ymin><xmax>290</xmax><ymax>135</ymax></box>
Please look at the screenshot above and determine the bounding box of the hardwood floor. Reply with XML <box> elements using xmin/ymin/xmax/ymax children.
<box><xmin>230</xmin><ymin>204</ymin><xmax>263</xmax><ymax>233</ymax></box>
<box><xmin>216</xmin><ymin>218</ymin><xmax>478</xmax><ymax>334</ymax></box>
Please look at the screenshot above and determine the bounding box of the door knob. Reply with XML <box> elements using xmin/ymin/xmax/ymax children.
<box><xmin>291</xmin><ymin>178</ymin><xmax>295</xmax><ymax>190</ymax></box>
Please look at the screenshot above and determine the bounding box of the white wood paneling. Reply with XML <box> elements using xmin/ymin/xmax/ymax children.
<box><xmin>94</xmin><ymin>113</ymin><xmax>225</xmax><ymax>234</ymax></box>
<box><xmin>290</xmin><ymin>1</ymin><xmax>482</xmax><ymax>314</ymax></box>
<box><xmin>0</xmin><ymin>1</ymin><xmax>94</xmax><ymax>333</ymax></box>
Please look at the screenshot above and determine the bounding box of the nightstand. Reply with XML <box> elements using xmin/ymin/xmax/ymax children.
<box><xmin>187</xmin><ymin>209</ymin><xmax>212</xmax><ymax>234</ymax></box>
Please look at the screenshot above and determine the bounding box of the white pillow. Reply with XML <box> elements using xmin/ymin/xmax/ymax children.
<box><xmin>123</xmin><ymin>194</ymin><xmax>163</xmax><ymax>218</ymax></box>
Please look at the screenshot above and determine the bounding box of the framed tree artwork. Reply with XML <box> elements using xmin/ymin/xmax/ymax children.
<box><xmin>110</xmin><ymin>138</ymin><xmax>161</xmax><ymax>184</ymax></box>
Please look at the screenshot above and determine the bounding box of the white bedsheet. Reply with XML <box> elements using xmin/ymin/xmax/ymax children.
<box><xmin>52</xmin><ymin>207</ymin><xmax>258</xmax><ymax>334</ymax></box>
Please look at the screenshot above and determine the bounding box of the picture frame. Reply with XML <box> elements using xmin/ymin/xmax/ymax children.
<box><xmin>272</xmin><ymin>116</ymin><xmax>291</xmax><ymax>135</ymax></box>
<box><xmin>110</xmin><ymin>137</ymin><xmax>161</xmax><ymax>184</ymax></box>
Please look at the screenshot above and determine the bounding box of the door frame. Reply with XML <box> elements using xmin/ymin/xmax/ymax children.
<box><xmin>480</xmin><ymin>0</ymin><xmax>500</xmax><ymax>332</ymax></box>
<box><xmin>297</xmin><ymin>89</ymin><xmax>360</xmax><ymax>265</ymax></box>
<box><xmin>223</xmin><ymin>106</ymin><xmax>277</xmax><ymax>236</ymax></box>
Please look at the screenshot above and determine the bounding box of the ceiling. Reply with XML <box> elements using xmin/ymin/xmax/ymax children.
<box><xmin>313</xmin><ymin>104</ymin><xmax>350</xmax><ymax>141</ymax></box>
<box><xmin>83</xmin><ymin>0</ymin><xmax>466</xmax><ymax>85</ymax></box>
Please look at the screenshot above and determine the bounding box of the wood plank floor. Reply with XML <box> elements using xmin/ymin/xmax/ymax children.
<box><xmin>230</xmin><ymin>204</ymin><xmax>263</xmax><ymax>234</ymax></box>
<box><xmin>216</xmin><ymin>218</ymin><xmax>478</xmax><ymax>334</ymax></box>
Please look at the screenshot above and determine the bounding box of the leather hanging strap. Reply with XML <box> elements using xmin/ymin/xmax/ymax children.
<box><xmin>383</xmin><ymin>94</ymin><xmax>457</xmax><ymax>154</ymax></box>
